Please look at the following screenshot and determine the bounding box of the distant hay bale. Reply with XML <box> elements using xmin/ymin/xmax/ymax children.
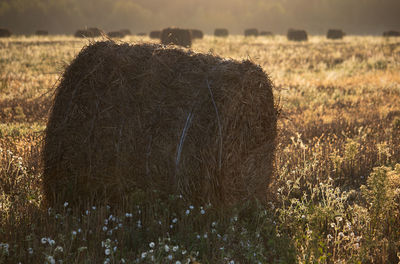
<box><xmin>161</xmin><ymin>27</ymin><xmax>192</xmax><ymax>47</ymax></box>
<box><xmin>120</xmin><ymin>29</ymin><xmax>131</xmax><ymax>36</ymax></box>
<box><xmin>327</xmin><ymin>29</ymin><xmax>345</xmax><ymax>39</ymax></box>
<box><xmin>260</xmin><ymin>31</ymin><xmax>273</xmax><ymax>36</ymax></box>
<box><xmin>383</xmin><ymin>30</ymin><xmax>400</xmax><ymax>37</ymax></box>
<box><xmin>190</xmin><ymin>29</ymin><xmax>204</xmax><ymax>39</ymax></box>
<box><xmin>35</xmin><ymin>30</ymin><xmax>48</xmax><ymax>36</ymax></box>
<box><xmin>74</xmin><ymin>27</ymin><xmax>103</xmax><ymax>38</ymax></box>
<box><xmin>43</xmin><ymin>41</ymin><xmax>277</xmax><ymax>207</ymax></box>
<box><xmin>137</xmin><ymin>32</ymin><xmax>147</xmax><ymax>36</ymax></box>
<box><xmin>0</xmin><ymin>28</ymin><xmax>12</xmax><ymax>38</ymax></box>
<box><xmin>287</xmin><ymin>29</ymin><xmax>308</xmax><ymax>41</ymax></box>
<box><xmin>107</xmin><ymin>31</ymin><xmax>125</xmax><ymax>38</ymax></box>
<box><xmin>244</xmin><ymin>28</ymin><xmax>259</xmax><ymax>37</ymax></box>
<box><xmin>149</xmin><ymin>30</ymin><xmax>161</xmax><ymax>39</ymax></box>
<box><xmin>214</xmin><ymin>28</ymin><xmax>229</xmax><ymax>37</ymax></box>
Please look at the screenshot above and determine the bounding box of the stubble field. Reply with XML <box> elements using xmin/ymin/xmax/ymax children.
<box><xmin>1</xmin><ymin>35</ymin><xmax>400</xmax><ymax>263</ymax></box>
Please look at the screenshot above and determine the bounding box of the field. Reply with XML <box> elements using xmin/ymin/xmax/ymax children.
<box><xmin>1</xmin><ymin>35</ymin><xmax>400</xmax><ymax>263</ymax></box>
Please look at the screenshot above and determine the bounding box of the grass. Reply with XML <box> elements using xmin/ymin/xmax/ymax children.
<box><xmin>1</xmin><ymin>34</ymin><xmax>400</xmax><ymax>263</ymax></box>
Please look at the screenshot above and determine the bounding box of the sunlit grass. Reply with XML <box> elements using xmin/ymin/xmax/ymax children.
<box><xmin>0</xmin><ymin>35</ymin><xmax>400</xmax><ymax>263</ymax></box>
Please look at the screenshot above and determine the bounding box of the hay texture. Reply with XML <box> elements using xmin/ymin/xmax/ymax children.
<box><xmin>43</xmin><ymin>41</ymin><xmax>277</xmax><ymax>206</ymax></box>
<box><xmin>214</xmin><ymin>28</ymin><xmax>229</xmax><ymax>37</ymax></box>
<box><xmin>244</xmin><ymin>28</ymin><xmax>259</xmax><ymax>37</ymax></box>
<box><xmin>0</xmin><ymin>28</ymin><xmax>12</xmax><ymax>38</ymax></box>
<box><xmin>35</xmin><ymin>30</ymin><xmax>48</xmax><ymax>36</ymax></box>
<box><xmin>383</xmin><ymin>30</ymin><xmax>400</xmax><ymax>37</ymax></box>
<box><xmin>149</xmin><ymin>30</ymin><xmax>161</xmax><ymax>39</ymax></box>
<box><xmin>161</xmin><ymin>28</ymin><xmax>192</xmax><ymax>47</ymax></box>
<box><xmin>260</xmin><ymin>31</ymin><xmax>273</xmax><ymax>36</ymax></box>
<box><xmin>120</xmin><ymin>29</ymin><xmax>131</xmax><ymax>36</ymax></box>
<box><xmin>327</xmin><ymin>29</ymin><xmax>345</xmax><ymax>39</ymax></box>
<box><xmin>287</xmin><ymin>29</ymin><xmax>308</xmax><ymax>41</ymax></box>
<box><xmin>190</xmin><ymin>29</ymin><xmax>204</xmax><ymax>39</ymax></box>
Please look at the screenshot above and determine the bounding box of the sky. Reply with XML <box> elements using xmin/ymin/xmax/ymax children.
<box><xmin>0</xmin><ymin>0</ymin><xmax>399</xmax><ymax>35</ymax></box>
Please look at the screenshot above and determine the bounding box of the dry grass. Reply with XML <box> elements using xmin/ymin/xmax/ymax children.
<box><xmin>1</xmin><ymin>34</ymin><xmax>400</xmax><ymax>263</ymax></box>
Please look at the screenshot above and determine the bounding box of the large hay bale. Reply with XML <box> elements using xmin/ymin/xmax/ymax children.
<box><xmin>383</xmin><ymin>30</ymin><xmax>400</xmax><ymax>37</ymax></box>
<box><xmin>244</xmin><ymin>28</ymin><xmax>259</xmax><ymax>37</ymax></box>
<box><xmin>0</xmin><ymin>28</ymin><xmax>12</xmax><ymax>38</ymax></box>
<box><xmin>287</xmin><ymin>29</ymin><xmax>308</xmax><ymax>41</ymax></box>
<box><xmin>190</xmin><ymin>29</ymin><xmax>204</xmax><ymax>39</ymax></box>
<box><xmin>161</xmin><ymin>28</ymin><xmax>192</xmax><ymax>47</ymax></box>
<box><xmin>43</xmin><ymin>41</ymin><xmax>277</xmax><ymax>206</ymax></box>
<box><xmin>327</xmin><ymin>29</ymin><xmax>344</xmax><ymax>39</ymax></box>
<box><xmin>214</xmin><ymin>28</ymin><xmax>229</xmax><ymax>37</ymax></box>
<box><xmin>260</xmin><ymin>31</ymin><xmax>273</xmax><ymax>36</ymax></box>
<box><xmin>137</xmin><ymin>32</ymin><xmax>147</xmax><ymax>36</ymax></box>
<box><xmin>35</xmin><ymin>30</ymin><xmax>49</xmax><ymax>36</ymax></box>
<box><xmin>149</xmin><ymin>30</ymin><xmax>161</xmax><ymax>39</ymax></box>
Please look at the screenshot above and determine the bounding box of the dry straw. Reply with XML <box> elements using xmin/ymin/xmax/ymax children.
<box><xmin>161</xmin><ymin>27</ymin><xmax>192</xmax><ymax>47</ymax></box>
<box><xmin>43</xmin><ymin>41</ymin><xmax>277</xmax><ymax>207</ymax></box>
<box><xmin>74</xmin><ymin>27</ymin><xmax>102</xmax><ymax>38</ymax></box>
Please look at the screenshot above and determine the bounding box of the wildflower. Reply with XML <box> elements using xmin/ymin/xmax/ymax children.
<box><xmin>141</xmin><ymin>252</ymin><xmax>147</xmax><ymax>259</ymax></box>
<box><xmin>149</xmin><ymin>242</ymin><xmax>155</xmax><ymax>248</ymax></box>
<box><xmin>0</xmin><ymin>243</ymin><xmax>9</xmax><ymax>255</ymax></box>
<box><xmin>170</xmin><ymin>225</ymin><xmax>174</xmax><ymax>229</ymax></box>
<box><xmin>72</xmin><ymin>231</ymin><xmax>77</xmax><ymax>236</ymax></box>
<box><xmin>172</xmin><ymin>218</ymin><xmax>178</xmax><ymax>223</ymax></box>
<box><xmin>200</xmin><ymin>209</ymin><xmax>205</xmax><ymax>215</ymax></box>
<box><xmin>229</xmin><ymin>260</ymin><xmax>235</xmax><ymax>264</ymax></box>
<box><xmin>185</xmin><ymin>209</ymin><xmax>190</xmax><ymax>215</ymax></box>
<box><xmin>196</xmin><ymin>235</ymin><xmax>201</xmax><ymax>239</ymax></box>
<box><xmin>103</xmin><ymin>226</ymin><xmax>108</xmax><ymax>232</ymax></box>
<box><xmin>339</xmin><ymin>232</ymin><xmax>345</xmax><ymax>238</ymax></box>
<box><xmin>46</xmin><ymin>255</ymin><xmax>56</xmax><ymax>264</ymax></box>
<box><xmin>173</xmin><ymin>246</ymin><xmax>179</xmax><ymax>252</ymax></box>
<box><xmin>121</xmin><ymin>259</ymin><xmax>126</xmax><ymax>263</ymax></box>
<box><xmin>168</xmin><ymin>254</ymin><xmax>173</xmax><ymax>260</ymax></box>
<box><xmin>104</xmin><ymin>258</ymin><xmax>110</xmax><ymax>264</ymax></box>
<box><xmin>204</xmin><ymin>233</ymin><xmax>208</xmax><ymax>239</ymax></box>
<box><xmin>78</xmin><ymin>228</ymin><xmax>82</xmax><ymax>233</ymax></box>
<box><xmin>189</xmin><ymin>205</ymin><xmax>194</xmax><ymax>210</ymax></box>
<box><xmin>353</xmin><ymin>243</ymin><xmax>360</xmax><ymax>250</ymax></box>
<box><xmin>301</xmin><ymin>215</ymin><xmax>306</xmax><ymax>219</ymax></box>
<box><xmin>335</xmin><ymin>216</ymin><xmax>343</xmax><ymax>222</ymax></box>
<box><xmin>28</xmin><ymin>248</ymin><xmax>33</xmax><ymax>254</ymax></box>
<box><xmin>105</xmin><ymin>248</ymin><xmax>111</xmax><ymax>255</ymax></box>
<box><xmin>211</xmin><ymin>221</ymin><xmax>217</xmax><ymax>227</ymax></box>
<box><xmin>176</xmin><ymin>261</ymin><xmax>182</xmax><ymax>264</ymax></box>
<box><xmin>63</xmin><ymin>202</ymin><xmax>69</xmax><ymax>207</ymax></box>
<box><xmin>104</xmin><ymin>219</ymin><xmax>109</xmax><ymax>225</ymax></box>
<box><xmin>182</xmin><ymin>250</ymin><xmax>187</xmax><ymax>255</ymax></box>
<box><xmin>330</xmin><ymin>223</ymin><xmax>336</xmax><ymax>228</ymax></box>
<box><xmin>327</xmin><ymin>234</ymin><xmax>333</xmax><ymax>240</ymax></box>
<box><xmin>137</xmin><ymin>220</ymin><xmax>142</xmax><ymax>228</ymax></box>
<box><xmin>165</xmin><ymin>245</ymin><xmax>170</xmax><ymax>252</ymax></box>
<box><xmin>113</xmin><ymin>246</ymin><xmax>117</xmax><ymax>252</ymax></box>
<box><xmin>55</xmin><ymin>246</ymin><xmax>63</xmax><ymax>253</ymax></box>
<box><xmin>41</xmin><ymin>237</ymin><xmax>48</xmax><ymax>244</ymax></box>
<box><xmin>92</xmin><ymin>206</ymin><xmax>96</xmax><ymax>210</ymax></box>
<box><xmin>48</xmin><ymin>239</ymin><xmax>55</xmax><ymax>246</ymax></box>
<box><xmin>85</xmin><ymin>210</ymin><xmax>89</xmax><ymax>215</ymax></box>
<box><xmin>125</xmin><ymin>213</ymin><xmax>132</xmax><ymax>218</ymax></box>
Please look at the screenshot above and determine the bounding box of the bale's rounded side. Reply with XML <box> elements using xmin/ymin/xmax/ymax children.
<box><xmin>43</xmin><ymin>41</ymin><xmax>277</xmax><ymax>207</ymax></box>
<box><xmin>214</xmin><ymin>28</ymin><xmax>229</xmax><ymax>37</ymax></box>
<box><xmin>161</xmin><ymin>28</ymin><xmax>192</xmax><ymax>47</ymax></box>
<box><xmin>260</xmin><ymin>31</ymin><xmax>273</xmax><ymax>36</ymax></box>
<box><xmin>383</xmin><ymin>30</ymin><xmax>400</xmax><ymax>37</ymax></box>
<box><xmin>149</xmin><ymin>30</ymin><xmax>161</xmax><ymax>39</ymax></box>
<box><xmin>244</xmin><ymin>28</ymin><xmax>259</xmax><ymax>37</ymax></box>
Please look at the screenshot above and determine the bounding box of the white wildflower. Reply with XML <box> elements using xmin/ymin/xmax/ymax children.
<box><xmin>149</xmin><ymin>242</ymin><xmax>155</xmax><ymax>248</ymax></box>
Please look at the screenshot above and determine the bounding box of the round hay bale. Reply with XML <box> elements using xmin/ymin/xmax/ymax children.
<box><xmin>149</xmin><ymin>30</ymin><xmax>161</xmax><ymax>39</ymax></box>
<box><xmin>107</xmin><ymin>31</ymin><xmax>125</xmax><ymax>38</ymax></box>
<box><xmin>0</xmin><ymin>28</ymin><xmax>12</xmax><ymax>38</ymax></box>
<box><xmin>43</xmin><ymin>41</ymin><xmax>277</xmax><ymax>207</ymax></box>
<box><xmin>137</xmin><ymin>32</ymin><xmax>147</xmax><ymax>36</ymax></box>
<box><xmin>120</xmin><ymin>29</ymin><xmax>131</xmax><ymax>36</ymax></box>
<box><xmin>327</xmin><ymin>29</ymin><xmax>344</xmax><ymax>39</ymax></box>
<box><xmin>383</xmin><ymin>30</ymin><xmax>400</xmax><ymax>37</ymax></box>
<box><xmin>35</xmin><ymin>30</ymin><xmax>49</xmax><ymax>36</ymax></box>
<box><xmin>214</xmin><ymin>28</ymin><xmax>229</xmax><ymax>37</ymax></box>
<box><xmin>244</xmin><ymin>28</ymin><xmax>259</xmax><ymax>37</ymax></box>
<box><xmin>287</xmin><ymin>29</ymin><xmax>308</xmax><ymax>41</ymax></box>
<box><xmin>190</xmin><ymin>29</ymin><xmax>204</xmax><ymax>39</ymax></box>
<box><xmin>260</xmin><ymin>31</ymin><xmax>273</xmax><ymax>36</ymax></box>
<box><xmin>161</xmin><ymin>27</ymin><xmax>192</xmax><ymax>47</ymax></box>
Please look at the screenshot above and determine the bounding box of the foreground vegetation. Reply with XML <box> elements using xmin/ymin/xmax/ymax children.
<box><xmin>1</xmin><ymin>35</ymin><xmax>400</xmax><ymax>263</ymax></box>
